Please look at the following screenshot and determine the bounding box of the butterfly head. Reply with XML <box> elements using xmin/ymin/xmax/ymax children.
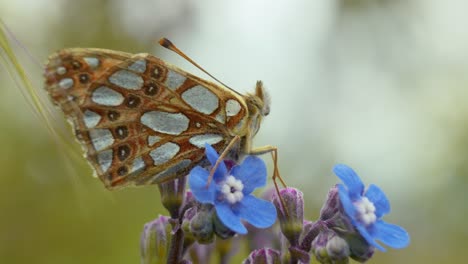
<box><xmin>243</xmin><ymin>81</ymin><xmax>270</xmax><ymax>137</ymax></box>
<box><xmin>246</xmin><ymin>81</ymin><xmax>270</xmax><ymax>117</ymax></box>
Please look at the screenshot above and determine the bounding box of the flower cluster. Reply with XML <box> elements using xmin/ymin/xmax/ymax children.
<box><xmin>139</xmin><ymin>144</ymin><xmax>410</xmax><ymax>264</ymax></box>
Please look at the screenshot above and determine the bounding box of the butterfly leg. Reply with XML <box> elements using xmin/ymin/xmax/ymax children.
<box><xmin>249</xmin><ymin>146</ymin><xmax>288</xmax><ymax>212</ymax></box>
<box><xmin>249</xmin><ymin>145</ymin><xmax>287</xmax><ymax>187</ymax></box>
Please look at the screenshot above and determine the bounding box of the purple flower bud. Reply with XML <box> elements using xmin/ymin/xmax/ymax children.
<box><xmin>319</xmin><ymin>186</ymin><xmax>341</xmax><ymax>220</ymax></box>
<box><xmin>140</xmin><ymin>215</ymin><xmax>171</xmax><ymax>264</ymax></box>
<box><xmin>311</xmin><ymin>229</ymin><xmax>350</xmax><ymax>264</ymax></box>
<box><xmin>242</xmin><ymin>248</ymin><xmax>281</xmax><ymax>264</ymax></box>
<box><xmin>300</xmin><ymin>220</ymin><xmax>314</xmax><ymax>241</ymax></box>
<box><xmin>182</xmin><ymin>207</ymin><xmax>198</xmax><ymax>248</ymax></box>
<box><xmin>288</xmin><ymin>246</ymin><xmax>310</xmax><ymax>263</ymax></box>
<box><xmin>158</xmin><ymin>177</ymin><xmax>187</xmax><ymax>218</ymax></box>
<box><xmin>273</xmin><ymin>187</ymin><xmax>304</xmax><ymax>246</ymax></box>
<box><xmin>184</xmin><ymin>190</ymin><xmax>195</xmax><ymax>207</ymax></box>
<box><xmin>189</xmin><ymin>205</ymin><xmax>215</xmax><ymax>244</ymax></box>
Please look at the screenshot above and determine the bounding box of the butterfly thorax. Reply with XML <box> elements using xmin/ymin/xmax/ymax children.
<box><xmin>234</xmin><ymin>81</ymin><xmax>270</xmax><ymax>158</ymax></box>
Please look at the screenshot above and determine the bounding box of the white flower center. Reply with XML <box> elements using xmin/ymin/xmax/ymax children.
<box><xmin>220</xmin><ymin>176</ymin><xmax>244</xmax><ymax>204</ymax></box>
<box><xmin>353</xmin><ymin>197</ymin><xmax>377</xmax><ymax>226</ymax></box>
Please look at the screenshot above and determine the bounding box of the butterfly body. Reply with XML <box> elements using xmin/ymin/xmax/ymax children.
<box><xmin>44</xmin><ymin>48</ymin><xmax>269</xmax><ymax>189</ymax></box>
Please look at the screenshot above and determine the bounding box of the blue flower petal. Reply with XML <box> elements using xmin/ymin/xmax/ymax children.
<box><xmin>355</xmin><ymin>224</ymin><xmax>386</xmax><ymax>251</ymax></box>
<box><xmin>204</xmin><ymin>144</ymin><xmax>227</xmax><ymax>181</ymax></box>
<box><xmin>237</xmin><ymin>195</ymin><xmax>276</xmax><ymax>228</ymax></box>
<box><xmin>215</xmin><ymin>202</ymin><xmax>247</xmax><ymax>234</ymax></box>
<box><xmin>373</xmin><ymin>220</ymin><xmax>410</xmax><ymax>249</ymax></box>
<box><xmin>337</xmin><ymin>184</ymin><xmax>358</xmax><ymax>225</ymax></box>
<box><xmin>333</xmin><ymin>164</ymin><xmax>365</xmax><ymax>200</ymax></box>
<box><xmin>230</xmin><ymin>156</ymin><xmax>267</xmax><ymax>195</ymax></box>
<box><xmin>365</xmin><ymin>184</ymin><xmax>390</xmax><ymax>218</ymax></box>
<box><xmin>189</xmin><ymin>166</ymin><xmax>216</xmax><ymax>204</ymax></box>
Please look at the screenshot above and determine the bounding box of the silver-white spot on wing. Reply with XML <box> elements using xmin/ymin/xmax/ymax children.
<box><xmin>189</xmin><ymin>134</ymin><xmax>224</xmax><ymax>148</ymax></box>
<box><xmin>130</xmin><ymin>156</ymin><xmax>146</xmax><ymax>174</ymax></box>
<box><xmin>84</xmin><ymin>57</ymin><xmax>100</xmax><ymax>69</ymax></box>
<box><xmin>91</xmin><ymin>86</ymin><xmax>125</xmax><ymax>106</ymax></box>
<box><xmin>150</xmin><ymin>142</ymin><xmax>180</xmax><ymax>165</ymax></box>
<box><xmin>165</xmin><ymin>70</ymin><xmax>187</xmax><ymax>90</ymax></box>
<box><xmin>141</xmin><ymin>111</ymin><xmax>189</xmax><ymax>135</ymax></box>
<box><xmin>109</xmin><ymin>70</ymin><xmax>144</xmax><ymax>90</ymax></box>
<box><xmin>215</xmin><ymin>111</ymin><xmax>225</xmax><ymax>124</ymax></box>
<box><xmin>128</xmin><ymin>59</ymin><xmax>147</xmax><ymax>73</ymax></box>
<box><xmin>151</xmin><ymin>159</ymin><xmax>191</xmax><ymax>183</ymax></box>
<box><xmin>97</xmin><ymin>149</ymin><xmax>113</xmax><ymax>172</ymax></box>
<box><xmin>56</xmin><ymin>66</ymin><xmax>66</xmax><ymax>75</ymax></box>
<box><xmin>89</xmin><ymin>129</ymin><xmax>115</xmax><ymax>151</ymax></box>
<box><xmin>83</xmin><ymin>110</ymin><xmax>101</xmax><ymax>128</ymax></box>
<box><xmin>226</xmin><ymin>99</ymin><xmax>241</xmax><ymax>117</ymax></box>
<box><xmin>148</xmin><ymin>135</ymin><xmax>161</xmax><ymax>146</ymax></box>
<box><xmin>181</xmin><ymin>85</ymin><xmax>219</xmax><ymax>114</ymax></box>
<box><xmin>59</xmin><ymin>78</ymin><xmax>74</xmax><ymax>89</ymax></box>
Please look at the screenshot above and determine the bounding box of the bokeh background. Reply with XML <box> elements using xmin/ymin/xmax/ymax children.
<box><xmin>1</xmin><ymin>0</ymin><xmax>467</xmax><ymax>263</ymax></box>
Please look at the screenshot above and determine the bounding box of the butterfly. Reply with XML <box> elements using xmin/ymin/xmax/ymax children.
<box><xmin>43</xmin><ymin>38</ymin><xmax>280</xmax><ymax>190</ymax></box>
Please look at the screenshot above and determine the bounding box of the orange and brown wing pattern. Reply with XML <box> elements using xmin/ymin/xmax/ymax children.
<box><xmin>44</xmin><ymin>48</ymin><xmax>250</xmax><ymax>189</ymax></box>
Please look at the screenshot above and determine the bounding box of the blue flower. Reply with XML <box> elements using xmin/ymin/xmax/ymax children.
<box><xmin>189</xmin><ymin>144</ymin><xmax>277</xmax><ymax>234</ymax></box>
<box><xmin>333</xmin><ymin>164</ymin><xmax>410</xmax><ymax>251</ymax></box>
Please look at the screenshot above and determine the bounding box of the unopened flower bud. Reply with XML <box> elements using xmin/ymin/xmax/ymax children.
<box><xmin>319</xmin><ymin>186</ymin><xmax>341</xmax><ymax>220</ymax></box>
<box><xmin>289</xmin><ymin>246</ymin><xmax>310</xmax><ymax>263</ymax></box>
<box><xmin>242</xmin><ymin>248</ymin><xmax>281</xmax><ymax>264</ymax></box>
<box><xmin>182</xmin><ymin>207</ymin><xmax>198</xmax><ymax>248</ymax></box>
<box><xmin>140</xmin><ymin>215</ymin><xmax>171</xmax><ymax>264</ymax></box>
<box><xmin>345</xmin><ymin>234</ymin><xmax>375</xmax><ymax>262</ymax></box>
<box><xmin>273</xmin><ymin>187</ymin><xmax>304</xmax><ymax>246</ymax></box>
<box><xmin>183</xmin><ymin>190</ymin><xmax>195</xmax><ymax>208</ymax></box>
<box><xmin>190</xmin><ymin>204</ymin><xmax>215</xmax><ymax>244</ymax></box>
<box><xmin>213</xmin><ymin>213</ymin><xmax>236</xmax><ymax>239</ymax></box>
<box><xmin>158</xmin><ymin>177</ymin><xmax>187</xmax><ymax>218</ymax></box>
<box><xmin>312</xmin><ymin>230</ymin><xmax>350</xmax><ymax>264</ymax></box>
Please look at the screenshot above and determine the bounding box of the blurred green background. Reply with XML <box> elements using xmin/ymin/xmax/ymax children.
<box><xmin>1</xmin><ymin>0</ymin><xmax>467</xmax><ymax>263</ymax></box>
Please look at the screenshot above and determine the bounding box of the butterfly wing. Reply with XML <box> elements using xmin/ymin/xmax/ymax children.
<box><xmin>44</xmin><ymin>48</ymin><xmax>249</xmax><ymax>188</ymax></box>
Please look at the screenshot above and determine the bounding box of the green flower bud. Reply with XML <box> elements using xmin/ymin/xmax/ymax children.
<box><xmin>189</xmin><ymin>204</ymin><xmax>214</xmax><ymax>244</ymax></box>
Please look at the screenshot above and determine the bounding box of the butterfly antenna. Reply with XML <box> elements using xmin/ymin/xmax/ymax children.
<box><xmin>159</xmin><ymin>38</ymin><xmax>240</xmax><ymax>95</ymax></box>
